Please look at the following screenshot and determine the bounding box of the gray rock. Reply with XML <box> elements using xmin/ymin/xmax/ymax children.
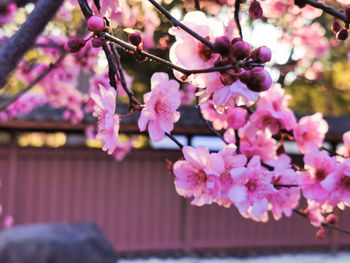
<box><xmin>0</xmin><ymin>222</ymin><xmax>118</xmax><ymax>263</ymax></box>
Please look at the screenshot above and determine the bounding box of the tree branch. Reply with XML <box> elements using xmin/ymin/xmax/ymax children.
<box><xmin>234</xmin><ymin>0</ymin><xmax>243</xmax><ymax>39</ymax></box>
<box><xmin>302</xmin><ymin>0</ymin><xmax>347</xmax><ymax>22</ymax></box>
<box><xmin>0</xmin><ymin>0</ymin><xmax>64</xmax><ymax>88</ymax></box>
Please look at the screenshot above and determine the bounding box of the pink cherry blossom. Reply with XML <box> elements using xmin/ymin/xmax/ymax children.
<box><xmin>267</xmin><ymin>154</ymin><xmax>300</xmax><ymax>220</ymax></box>
<box><xmin>298</xmin><ymin>151</ymin><xmax>337</xmax><ymax>203</ymax></box>
<box><xmin>337</xmin><ymin>131</ymin><xmax>350</xmax><ymax>159</ymax></box>
<box><xmin>138</xmin><ymin>72</ymin><xmax>181</xmax><ymax>142</ymax></box>
<box><xmin>169</xmin><ymin>11</ymin><xmax>224</xmax><ymax>88</ymax></box>
<box><xmin>293</xmin><ymin>113</ymin><xmax>328</xmax><ymax>154</ymax></box>
<box><xmin>173</xmin><ymin>146</ymin><xmax>224</xmax><ymax>206</ymax></box>
<box><xmin>90</xmin><ymin>84</ymin><xmax>120</xmax><ymax>154</ymax></box>
<box><xmin>322</xmin><ymin>159</ymin><xmax>350</xmax><ymax>207</ymax></box>
<box><xmin>216</xmin><ymin>144</ymin><xmax>247</xmax><ymax>207</ymax></box>
<box><xmin>228</xmin><ymin>156</ymin><xmax>275</xmax><ymax>221</ymax></box>
<box><xmin>239</xmin><ymin>124</ymin><xmax>276</xmax><ymax>162</ymax></box>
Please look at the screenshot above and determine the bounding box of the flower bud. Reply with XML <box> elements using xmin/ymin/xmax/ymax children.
<box><xmin>91</xmin><ymin>38</ymin><xmax>105</xmax><ymax>48</ymax></box>
<box><xmin>214</xmin><ymin>36</ymin><xmax>231</xmax><ymax>56</ymax></box>
<box><xmin>331</xmin><ymin>20</ymin><xmax>342</xmax><ymax>34</ymax></box>
<box><xmin>246</xmin><ymin>68</ymin><xmax>272</xmax><ymax>92</ymax></box>
<box><xmin>87</xmin><ymin>15</ymin><xmax>105</xmax><ymax>32</ymax></box>
<box><xmin>239</xmin><ymin>69</ymin><xmax>251</xmax><ymax>83</ymax></box>
<box><xmin>316</xmin><ymin>228</ymin><xmax>326</xmax><ymax>241</ymax></box>
<box><xmin>231</xmin><ymin>37</ymin><xmax>242</xmax><ymax>45</ymax></box>
<box><xmin>251</xmin><ymin>46</ymin><xmax>272</xmax><ymax>63</ymax></box>
<box><xmin>231</xmin><ymin>40</ymin><xmax>251</xmax><ymax>60</ymax></box>
<box><xmin>294</xmin><ymin>0</ymin><xmax>306</xmax><ymax>8</ymax></box>
<box><xmin>65</xmin><ymin>37</ymin><xmax>85</xmax><ymax>53</ymax></box>
<box><xmin>337</xmin><ymin>28</ymin><xmax>348</xmax><ymax>41</ymax></box>
<box><xmin>128</xmin><ymin>30</ymin><xmax>142</xmax><ymax>46</ymax></box>
<box><xmin>325</xmin><ymin>214</ymin><xmax>338</xmax><ymax>225</ymax></box>
<box><xmin>249</xmin><ymin>0</ymin><xmax>263</xmax><ymax>19</ymax></box>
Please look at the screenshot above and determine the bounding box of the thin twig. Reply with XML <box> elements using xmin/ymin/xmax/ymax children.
<box><xmin>194</xmin><ymin>0</ymin><xmax>200</xmax><ymax>10</ymax></box>
<box><xmin>273</xmin><ymin>184</ymin><xmax>299</xmax><ymax>188</ymax></box>
<box><xmin>0</xmin><ymin>52</ymin><xmax>67</xmax><ymax>111</ymax></box>
<box><xmin>147</xmin><ymin>0</ymin><xmax>214</xmax><ymax>50</ymax></box>
<box><xmin>302</xmin><ymin>0</ymin><xmax>347</xmax><ymax>22</ymax></box>
<box><xmin>102</xmin><ymin>33</ymin><xmax>262</xmax><ymax>76</ymax></box>
<box><xmin>293</xmin><ymin>209</ymin><xmax>350</xmax><ymax>236</ymax></box>
<box><xmin>166</xmin><ymin>132</ymin><xmax>184</xmax><ymax>149</ymax></box>
<box><xmin>110</xmin><ymin>43</ymin><xmax>140</xmax><ymax>107</ymax></box>
<box><xmin>102</xmin><ymin>44</ymin><xmax>118</xmax><ymax>90</ymax></box>
<box><xmin>234</xmin><ymin>0</ymin><xmax>243</xmax><ymax>39</ymax></box>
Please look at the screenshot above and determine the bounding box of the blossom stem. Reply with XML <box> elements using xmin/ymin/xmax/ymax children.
<box><xmin>147</xmin><ymin>0</ymin><xmax>214</xmax><ymax>50</ymax></box>
<box><xmin>102</xmin><ymin>33</ymin><xmax>262</xmax><ymax>76</ymax></box>
<box><xmin>102</xmin><ymin>44</ymin><xmax>119</xmax><ymax>90</ymax></box>
<box><xmin>293</xmin><ymin>209</ymin><xmax>350</xmax><ymax>236</ymax></box>
<box><xmin>166</xmin><ymin>132</ymin><xmax>184</xmax><ymax>149</ymax></box>
<box><xmin>0</xmin><ymin>52</ymin><xmax>67</xmax><ymax>112</ymax></box>
<box><xmin>194</xmin><ymin>0</ymin><xmax>200</xmax><ymax>10</ymax></box>
<box><xmin>109</xmin><ymin>43</ymin><xmax>140</xmax><ymax>107</ymax></box>
<box><xmin>234</xmin><ymin>0</ymin><xmax>243</xmax><ymax>39</ymax></box>
<box><xmin>273</xmin><ymin>184</ymin><xmax>299</xmax><ymax>188</ymax></box>
<box><xmin>300</xmin><ymin>0</ymin><xmax>347</xmax><ymax>22</ymax></box>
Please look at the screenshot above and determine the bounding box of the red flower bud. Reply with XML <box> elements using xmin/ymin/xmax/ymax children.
<box><xmin>87</xmin><ymin>15</ymin><xmax>105</xmax><ymax>32</ymax></box>
<box><xmin>249</xmin><ymin>0</ymin><xmax>263</xmax><ymax>19</ymax></box>
<box><xmin>65</xmin><ymin>37</ymin><xmax>85</xmax><ymax>53</ymax></box>
<box><xmin>128</xmin><ymin>30</ymin><xmax>142</xmax><ymax>46</ymax></box>
<box><xmin>316</xmin><ymin>228</ymin><xmax>326</xmax><ymax>241</ymax></box>
<box><xmin>251</xmin><ymin>46</ymin><xmax>272</xmax><ymax>63</ymax></box>
<box><xmin>231</xmin><ymin>40</ymin><xmax>251</xmax><ymax>60</ymax></box>
<box><xmin>239</xmin><ymin>69</ymin><xmax>251</xmax><ymax>83</ymax></box>
<box><xmin>244</xmin><ymin>67</ymin><xmax>272</xmax><ymax>92</ymax></box>
<box><xmin>337</xmin><ymin>28</ymin><xmax>348</xmax><ymax>41</ymax></box>
<box><xmin>91</xmin><ymin>38</ymin><xmax>105</xmax><ymax>48</ymax></box>
<box><xmin>213</xmin><ymin>36</ymin><xmax>231</xmax><ymax>56</ymax></box>
<box><xmin>294</xmin><ymin>0</ymin><xmax>306</xmax><ymax>8</ymax></box>
<box><xmin>331</xmin><ymin>20</ymin><xmax>342</xmax><ymax>34</ymax></box>
<box><xmin>325</xmin><ymin>214</ymin><xmax>338</xmax><ymax>225</ymax></box>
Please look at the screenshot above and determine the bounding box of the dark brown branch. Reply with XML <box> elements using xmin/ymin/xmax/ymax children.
<box><xmin>194</xmin><ymin>0</ymin><xmax>200</xmax><ymax>10</ymax></box>
<box><xmin>0</xmin><ymin>0</ymin><xmax>64</xmax><ymax>88</ymax></box>
<box><xmin>109</xmin><ymin>43</ymin><xmax>140</xmax><ymax>107</ymax></box>
<box><xmin>0</xmin><ymin>52</ymin><xmax>66</xmax><ymax>111</ymax></box>
<box><xmin>102</xmin><ymin>44</ymin><xmax>118</xmax><ymax>90</ymax></box>
<box><xmin>293</xmin><ymin>209</ymin><xmax>350</xmax><ymax>236</ymax></box>
<box><xmin>234</xmin><ymin>0</ymin><xmax>243</xmax><ymax>39</ymax></box>
<box><xmin>147</xmin><ymin>0</ymin><xmax>214</xmax><ymax>50</ymax></box>
<box><xmin>166</xmin><ymin>132</ymin><xmax>184</xmax><ymax>149</ymax></box>
<box><xmin>102</xmin><ymin>33</ymin><xmax>262</xmax><ymax>76</ymax></box>
<box><xmin>302</xmin><ymin>0</ymin><xmax>347</xmax><ymax>22</ymax></box>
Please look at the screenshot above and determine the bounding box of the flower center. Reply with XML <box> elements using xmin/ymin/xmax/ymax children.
<box><xmin>246</xmin><ymin>180</ymin><xmax>257</xmax><ymax>192</ymax></box>
<box><xmin>315</xmin><ymin>170</ymin><xmax>327</xmax><ymax>181</ymax></box>
<box><xmin>198</xmin><ymin>36</ymin><xmax>213</xmax><ymax>61</ymax></box>
<box><xmin>341</xmin><ymin>176</ymin><xmax>350</xmax><ymax>189</ymax></box>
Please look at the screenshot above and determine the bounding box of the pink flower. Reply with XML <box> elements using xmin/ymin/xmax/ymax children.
<box><xmin>293</xmin><ymin>113</ymin><xmax>328</xmax><ymax>154</ymax></box>
<box><xmin>90</xmin><ymin>84</ymin><xmax>120</xmax><ymax>154</ymax></box>
<box><xmin>169</xmin><ymin>11</ymin><xmax>224</xmax><ymax>88</ymax></box>
<box><xmin>239</xmin><ymin>124</ymin><xmax>276</xmax><ymax>162</ymax></box>
<box><xmin>0</xmin><ymin>3</ymin><xmax>17</xmax><ymax>26</ymax></box>
<box><xmin>298</xmin><ymin>151</ymin><xmax>337</xmax><ymax>203</ymax></box>
<box><xmin>322</xmin><ymin>159</ymin><xmax>350</xmax><ymax>207</ymax></box>
<box><xmin>267</xmin><ymin>155</ymin><xmax>300</xmax><ymax>220</ymax></box>
<box><xmin>173</xmin><ymin>146</ymin><xmax>224</xmax><ymax>206</ymax></box>
<box><xmin>216</xmin><ymin>145</ymin><xmax>247</xmax><ymax>207</ymax></box>
<box><xmin>252</xmin><ymin>84</ymin><xmax>296</xmax><ymax>134</ymax></box>
<box><xmin>228</xmin><ymin>156</ymin><xmax>275</xmax><ymax>221</ymax></box>
<box><xmin>337</xmin><ymin>131</ymin><xmax>350</xmax><ymax>160</ymax></box>
<box><xmin>138</xmin><ymin>73</ymin><xmax>181</xmax><ymax>142</ymax></box>
<box><xmin>249</xmin><ymin>0</ymin><xmax>263</xmax><ymax>19</ymax></box>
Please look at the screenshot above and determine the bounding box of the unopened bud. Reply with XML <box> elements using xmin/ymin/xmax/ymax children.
<box><xmin>128</xmin><ymin>30</ymin><xmax>142</xmax><ymax>46</ymax></box>
<box><xmin>249</xmin><ymin>0</ymin><xmax>263</xmax><ymax>19</ymax></box>
<box><xmin>65</xmin><ymin>37</ymin><xmax>85</xmax><ymax>53</ymax></box>
<box><xmin>337</xmin><ymin>28</ymin><xmax>348</xmax><ymax>41</ymax></box>
<box><xmin>87</xmin><ymin>15</ymin><xmax>105</xmax><ymax>32</ymax></box>
<box><xmin>251</xmin><ymin>46</ymin><xmax>272</xmax><ymax>63</ymax></box>
<box><xmin>91</xmin><ymin>38</ymin><xmax>105</xmax><ymax>48</ymax></box>
<box><xmin>325</xmin><ymin>214</ymin><xmax>338</xmax><ymax>225</ymax></box>
<box><xmin>213</xmin><ymin>36</ymin><xmax>231</xmax><ymax>56</ymax></box>
<box><xmin>316</xmin><ymin>228</ymin><xmax>326</xmax><ymax>241</ymax></box>
<box><xmin>294</xmin><ymin>0</ymin><xmax>306</xmax><ymax>8</ymax></box>
<box><xmin>239</xmin><ymin>69</ymin><xmax>251</xmax><ymax>83</ymax></box>
<box><xmin>231</xmin><ymin>40</ymin><xmax>251</xmax><ymax>60</ymax></box>
<box><xmin>331</xmin><ymin>20</ymin><xmax>342</xmax><ymax>34</ymax></box>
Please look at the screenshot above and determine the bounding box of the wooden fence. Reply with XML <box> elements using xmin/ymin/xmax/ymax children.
<box><xmin>0</xmin><ymin>141</ymin><xmax>349</xmax><ymax>255</ymax></box>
